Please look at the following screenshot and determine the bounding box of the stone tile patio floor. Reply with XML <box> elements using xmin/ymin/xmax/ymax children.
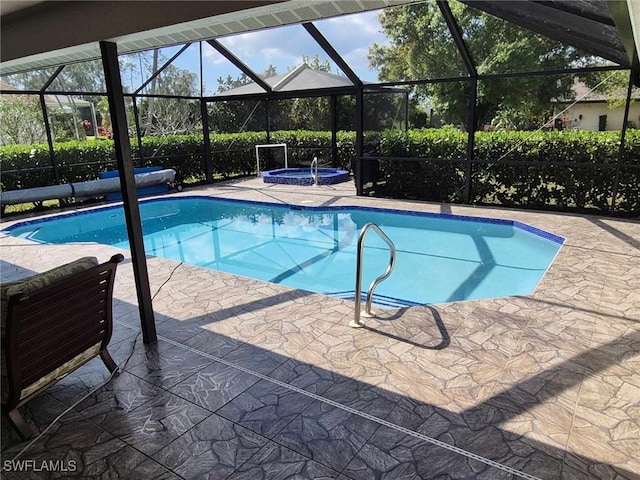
<box><xmin>0</xmin><ymin>177</ymin><xmax>638</xmax><ymax>479</ymax></box>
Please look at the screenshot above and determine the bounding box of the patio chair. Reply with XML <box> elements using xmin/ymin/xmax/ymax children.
<box><xmin>1</xmin><ymin>254</ymin><xmax>124</xmax><ymax>439</ymax></box>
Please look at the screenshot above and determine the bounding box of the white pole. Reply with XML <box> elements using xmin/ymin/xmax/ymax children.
<box><xmin>255</xmin><ymin>145</ymin><xmax>260</xmax><ymax>176</ymax></box>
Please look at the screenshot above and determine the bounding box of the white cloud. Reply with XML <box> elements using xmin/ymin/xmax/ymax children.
<box><xmin>342</xmin><ymin>46</ymin><xmax>370</xmax><ymax>64</ymax></box>
<box><xmin>202</xmin><ymin>48</ymin><xmax>227</xmax><ymax>66</ymax></box>
<box><xmin>260</xmin><ymin>47</ymin><xmax>297</xmax><ymax>63</ymax></box>
<box><xmin>341</xmin><ymin>47</ymin><xmax>379</xmax><ymax>82</ymax></box>
<box><xmin>214</xmin><ymin>25</ymin><xmax>342</xmax><ymax>74</ymax></box>
<box><xmin>321</xmin><ymin>10</ymin><xmax>388</xmax><ymax>45</ymax></box>
<box><xmin>200</xmin><ymin>10</ymin><xmax>392</xmax><ymax>84</ymax></box>
<box><xmin>314</xmin><ymin>10</ymin><xmax>389</xmax><ymax>81</ymax></box>
<box><xmin>218</xmin><ymin>30</ymin><xmax>275</xmax><ymax>57</ymax></box>
<box><xmin>325</xmin><ymin>9</ymin><xmax>383</xmax><ymax>35</ymax></box>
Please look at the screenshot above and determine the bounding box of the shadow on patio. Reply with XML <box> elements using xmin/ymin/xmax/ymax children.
<box><xmin>2</xmin><ymin>289</ymin><xmax>638</xmax><ymax>479</ymax></box>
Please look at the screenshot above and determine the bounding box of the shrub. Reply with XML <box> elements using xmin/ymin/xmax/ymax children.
<box><xmin>1</xmin><ymin>129</ymin><xmax>638</xmax><ymax>215</ymax></box>
<box><xmin>0</xmin><ymin>140</ymin><xmax>116</xmax><ymax>191</ymax></box>
<box><xmin>373</xmin><ymin>129</ymin><xmax>639</xmax><ymax>214</ymax></box>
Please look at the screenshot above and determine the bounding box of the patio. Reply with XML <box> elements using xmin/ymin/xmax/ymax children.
<box><xmin>1</xmin><ymin>177</ymin><xmax>638</xmax><ymax>479</ymax></box>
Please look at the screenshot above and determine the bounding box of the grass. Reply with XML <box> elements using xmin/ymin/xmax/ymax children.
<box><xmin>2</xmin><ymin>199</ymin><xmax>62</xmax><ymax>217</ymax></box>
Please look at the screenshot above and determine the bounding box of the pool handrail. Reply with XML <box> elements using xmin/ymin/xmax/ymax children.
<box><xmin>351</xmin><ymin>222</ymin><xmax>397</xmax><ymax>328</ymax></box>
<box><xmin>310</xmin><ymin>156</ymin><xmax>319</xmax><ymax>187</ymax></box>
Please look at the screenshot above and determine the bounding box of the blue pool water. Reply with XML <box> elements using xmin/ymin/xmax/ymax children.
<box><xmin>3</xmin><ymin>197</ymin><xmax>564</xmax><ymax>307</ymax></box>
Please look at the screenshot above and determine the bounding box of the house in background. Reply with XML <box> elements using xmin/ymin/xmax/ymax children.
<box><xmin>0</xmin><ymin>80</ymin><xmax>98</xmax><ymax>143</ymax></box>
<box><xmin>552</xmin><ymin>81</ymin><xmax>640</xmax><ymax>131</ymax></box>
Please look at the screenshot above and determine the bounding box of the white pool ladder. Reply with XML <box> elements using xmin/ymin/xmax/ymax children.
<box><xmin>310</xmin><ymin>156</ymin><xmax>319</xmax><ymax>187</ymax></box>
<box><xmin>350</xmin><ymin>222</ymin><xmax>397</xmax><ymax>328</ymax></box>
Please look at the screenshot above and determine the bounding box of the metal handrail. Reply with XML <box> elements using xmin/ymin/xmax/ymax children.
<box><xmin>350</xmin><ymin>222</ymin><xmax>397</xmax><ymax>328</ymax></box>
<box><xmin>310</xmin><ymin>156</ymin><xmax>319</xmax><ymax>186</ymax></box>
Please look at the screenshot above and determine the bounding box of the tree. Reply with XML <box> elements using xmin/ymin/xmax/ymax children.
<box><xmin>3</xmin><ymin>52</ymin><xmax>201</xmax><ymax>139</ymax></box>
<box><xmin>215</xmin><ymin>64</ymin><xmax>278</xmax><ymax>94</ymax></box>
<box><xmin>581</xmin><ymin>70</ymin><xmax>633</xmax><ymax>109</ymax></box>
<box><xmin>206</xmin><ymin>65</ymin><xmax>277</xmax><ymax>134</ymax></box>
<box><xmin>130</xmin><ymin>50</ymin><xmax>200</xmax><ymax>136</ymax></box>
<box><xmin>5</xmin><ymin>61</ymin><xmax>106</xmax><ymax>107</ymax></box>
<box><xmin>0</xmin><ymin>96</ymin><xmax>46</xmax><ymax>145</ymax></box>
<box><xmin>368</xmin><ymin>3</ymin><xmax>586</xmax><ymax>131</ymax></box>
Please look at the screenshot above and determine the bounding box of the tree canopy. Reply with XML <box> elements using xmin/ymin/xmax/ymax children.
<box><xmin>368</xmin><ymin>2</ymin><xmax>589</xmax><ymax>131</ymax></box>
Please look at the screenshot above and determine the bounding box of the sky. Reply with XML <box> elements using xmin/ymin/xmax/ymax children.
<box><xmin>146</xmin><ymin>9</ymin><xmax>391</xmax><ymax>96</ymax></box>
<box><xmin>0</xmin><ymin>9</ymin><xmax>390</xmax><ymax>95</ymax></box>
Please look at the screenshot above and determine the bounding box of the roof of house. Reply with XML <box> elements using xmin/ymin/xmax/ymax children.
<box><xmin>213</xmin><ymin>63</ymin><xmax>355</xmax><ymax>97</ymax></box>
<box><xmin>0</xmin><ymin>80</ymin><xmax>92</xmax><ymax>107</ymax></box>
<box><xmin>554</xmin><ymin>79</ymin><xmax>640</xmax><ymax>103</ymax></box>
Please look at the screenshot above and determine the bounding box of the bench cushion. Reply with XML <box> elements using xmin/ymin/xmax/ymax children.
<box><xmin>1</xmin><ymin>257</ymin><xmax>98</xmax><ymax>403</ymax></box>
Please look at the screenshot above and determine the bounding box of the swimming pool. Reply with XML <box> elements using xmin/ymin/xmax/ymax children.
<box><xmin>2</xmin><ymin>197</ymin><xmax>564</xmax><ymax>307</ymax></box>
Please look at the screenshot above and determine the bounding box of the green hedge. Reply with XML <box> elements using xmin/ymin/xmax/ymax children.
<box><xmin>375</xmin><ymin>129</ymin><xmax>639</xmax><ymax>214</ymax></box>
<box><xmin>376</xmin><ymin>128</ymin><xmax>467</xmax><ymax>203</ymax></box>
<box><xmin>0</xmin><ymin>130</ymin><xmax>356</xmax><ymax>191</ymax></box>
<box><xmin>472</xmin><ymin>131</ymin><xmax>625</xmax><ymax>211</ymax></box>
<box><xmin>1</xmin><ymin>129</ymin><xmax>638</xmax><ymax>214</ymax></box>
<box><xmin>139</xmin><ymin>134</ymin><xmax>208</xmax><ymax>182</ymax></box>
<box><xmin>0</xmin><ymin>139</ymin><xmax>118</xmax><ymax>191</ymax></box>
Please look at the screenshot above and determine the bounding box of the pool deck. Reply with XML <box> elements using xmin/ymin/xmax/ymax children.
<box><xmin>1</xmin><ymin>177</ymin><xmax>639</xmax><ymax>479</ymax></box>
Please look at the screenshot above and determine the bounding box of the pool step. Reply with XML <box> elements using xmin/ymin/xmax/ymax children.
<box><xmin>329</xmin><ymin>290</ymin><xmax>421</xmax><ymax>309</ymax></box>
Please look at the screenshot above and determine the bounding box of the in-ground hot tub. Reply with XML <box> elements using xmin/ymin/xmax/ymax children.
<box><xmin>262</xmin><ymin>168</ymin><xmax>350</xmax><ymax>186</ymax></box>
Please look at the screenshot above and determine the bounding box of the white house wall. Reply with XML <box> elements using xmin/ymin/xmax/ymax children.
<box><xmin>562</xmin><ymin>102</ymin><xmax>640</xmax><ymax>131</ymax></box>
